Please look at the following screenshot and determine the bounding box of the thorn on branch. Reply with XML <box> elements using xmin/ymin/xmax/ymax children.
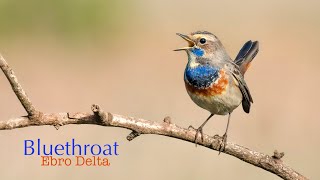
<box><xmin>67</xmin><ymin>112</ymin><xmax>77</xmax><ymax>119</ymax></box>
<box><xmin>54</xmin><ymin>125</ymin><xmax>59</xmax><ymax>130</ymax></box>
<box><xmin>163</xmin><ymin>116</ymin><xmax>171</xmax><ymax>124</ymax></box>
<box><xmin>127</xmin><ymin>130</ymin><xmax>141</xmax><ymax>141</ymax></box>
<box><xmin>91</xmin><ymin>104</ymin><xmax>108</xmax><ymax>125</ymax></box>
<box><xmin>54</xmin><ymin>124</ymin><xmax>60</xmax><ymax>130</ymax></box>
<box><xmin>272</xmin><ymin>150</ymin><xmax>285</xmax><ymax>160</ymax></box>
<box><xmin>53</xmin><ymin>120</ymin><xmax>64</xmax><ymax>130</ymax></box>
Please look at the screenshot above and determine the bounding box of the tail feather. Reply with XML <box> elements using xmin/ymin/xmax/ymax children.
<box><xmin>234</xmin><ymin>41</ymin><xmax>259</xmax><ymax>75</ymax></box>
<box><xmin>234</xmin><ymin>40</ymin><xmax>259</xmax><ymax>114</ymax></box>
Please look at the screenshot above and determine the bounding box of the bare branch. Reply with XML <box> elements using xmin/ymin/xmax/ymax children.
<box><xmin>0</xmin><ymin>55</ymin><xmax>38</xmax><ymax>117</ymax></box>
<box><xmin>0</xmin><ymin>55</ymin><xmax>308</xmax><ymax>180</ymax></box>
<box><xmin>0</xmin><ymin>110</ymin><xmax>308</xmax><ymax>180</ymax></box>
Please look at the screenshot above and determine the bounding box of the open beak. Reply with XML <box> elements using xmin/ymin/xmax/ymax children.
<box><xmin>174</xmin><ymin>33</ymin><xmax>195</xmax><ymax>51</ymax></box>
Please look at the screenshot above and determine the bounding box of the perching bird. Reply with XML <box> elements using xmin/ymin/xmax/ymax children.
<box><xmin>175</xmin><ymin>31</ymin><xmax>259</xmax><ymax>152</ymax></box>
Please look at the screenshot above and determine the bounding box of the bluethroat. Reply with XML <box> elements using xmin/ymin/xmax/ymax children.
<box><xmin>175</xmin><ymin>31</ymin><xmax>259</xmax><ymax>152</ymax></box>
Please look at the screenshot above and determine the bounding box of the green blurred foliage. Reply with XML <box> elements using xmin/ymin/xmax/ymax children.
<box><xmin>0</xmin><ymin>0</ymin><xmax>133</xmax><ymax>40</ymax></box>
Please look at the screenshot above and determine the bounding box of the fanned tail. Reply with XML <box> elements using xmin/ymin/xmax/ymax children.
<box><xmin>234</xmin><ymin>40</ymin><xmax>259</xmax><ymax>75</ymax></box>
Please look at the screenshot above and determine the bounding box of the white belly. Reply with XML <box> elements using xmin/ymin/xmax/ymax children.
<box><xmin>187</xmin><ymin>84</ymin><xmax>242</xmax><ymax>115</ymax></box>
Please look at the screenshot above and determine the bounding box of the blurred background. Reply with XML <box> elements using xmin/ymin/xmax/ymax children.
<box><xmin>0</xmin><ymin>0</ymin><xmax>319</xmax><ymax>179</ymax></box>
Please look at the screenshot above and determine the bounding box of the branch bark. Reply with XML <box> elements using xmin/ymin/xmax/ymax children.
<box><xmin>0</xmin><ymin>54</ymin><xmax>39</xmax><ymax>117</ymax></box>
<box><xmin>0</xmin><ymin>55</ymin><xmax>308</xmax><ymax>180</ymax></box>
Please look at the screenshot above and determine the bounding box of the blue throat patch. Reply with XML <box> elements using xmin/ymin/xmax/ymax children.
<box><xmin>184</xmin><ymin>64</ymin><xmax>220</xmax><ymax>88</ymax></box>
<box><xmin>191</xmin><ymin>48</ymin><xmax>204</xmax><ymax>57</ymax></box>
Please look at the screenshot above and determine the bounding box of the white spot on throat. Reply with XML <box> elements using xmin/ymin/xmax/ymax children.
<box><xmin>189</xmin><ymin>61</ymin><xmax>199</xmax><ymax>68</ymax></box>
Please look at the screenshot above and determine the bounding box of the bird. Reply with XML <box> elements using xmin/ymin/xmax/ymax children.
<box><xmin>174</xmin><ymin>31</ymin><xmax>259</xmax><ymax>152</ymax></box>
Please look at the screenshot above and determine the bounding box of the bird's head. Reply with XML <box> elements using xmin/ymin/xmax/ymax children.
<box><xmin>175</xmin><ymin>31</ymin><xmax>225</xmax><ymax>60</ymax></box>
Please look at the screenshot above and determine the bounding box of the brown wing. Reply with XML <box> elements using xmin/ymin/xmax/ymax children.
<box><xmin>226</xmin><ymin>62</ymin><xmax>253</xmax><ymax>113</ymax></box>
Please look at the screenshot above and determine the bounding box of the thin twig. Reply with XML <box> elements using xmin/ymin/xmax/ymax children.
<box><xmin>0</xmin><ymin>54</ymin><xmax>38</xmax><ymax>117</ymax></box>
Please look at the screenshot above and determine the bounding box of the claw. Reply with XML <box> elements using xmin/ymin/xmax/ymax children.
<box><xmin>190</xmin><ymin>114</ymin><xmax>214</xmax><ymax>147</ymax></box>
<box><xmin>194</xmin><ymin>127</ymin><xmax>204</xmax><ymax>147</ymax></box>
<box><xmin>218</xmin><ymin>133</ymin><xmax>227</xmax><ymax>155</ymax></box>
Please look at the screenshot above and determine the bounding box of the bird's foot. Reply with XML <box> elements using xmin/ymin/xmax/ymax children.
<box><xmin>188</xmin><ymin>125</ymin><xmax>196</xmax><ymax>131</ymax></box>
<box><xmin>218</xmin><ymin>133</ymin><xmax>227</xmax><ymax>155</ymax></box>
<box><xmin>188</xmin><ymin>125</ymin><xmax>204</xmax><ymax>146</ymax></box>
<box><xmin>194</xmin><ymin>126</ymin><xmax>205</xmax><ymax>147</ymax></box>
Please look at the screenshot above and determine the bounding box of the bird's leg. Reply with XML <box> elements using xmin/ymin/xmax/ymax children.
<box><xmin>194</xmin><ymin>114</ymin><xmax>214</xmax><ymax>146</ymax></box>
<box><xmin>218</xmin><ymin>113</ymin><xmax>231</xmax><ymax>154</ymax></box>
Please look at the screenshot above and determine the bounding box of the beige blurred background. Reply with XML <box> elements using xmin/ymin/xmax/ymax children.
<box><xmin>0</xmin><ymin>0</ymin><xmax>319</xmax><ymax>179</ymax></box>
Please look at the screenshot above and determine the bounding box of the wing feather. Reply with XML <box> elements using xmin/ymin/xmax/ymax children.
<box><xmin>230</xmin><ymin>65</ymin><xmax>253</xmax><ymax>113</ymax></box>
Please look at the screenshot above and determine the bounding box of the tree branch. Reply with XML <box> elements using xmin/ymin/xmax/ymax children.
<box><xmin>0</xmin><ymin>54</ymin><xmax>39</xmax><ymax>117</ymax></box>
<box><xmin>0</xmin><ymin>55</ymin><xmax>308</xmax><ymax>180</ymax></box>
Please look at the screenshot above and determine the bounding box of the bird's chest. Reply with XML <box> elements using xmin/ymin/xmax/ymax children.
<box><xmin>184</xmin><ymin>65</ymin><xmax>229</xmax><ymax>97</ymax></box>
<box><xmin>184</xmin><ymin>64</ymin><xmax>229</xmax><ymax>102</ymax></box>
<box><xmin>184</xmin><ymin>65</ymin><xmax>241</xmax><ymax>115</ymax></box>
<box><xmin>184</xmin><ymin>65</ymin><xmax>220</xmax><ymax>89</ymax></box>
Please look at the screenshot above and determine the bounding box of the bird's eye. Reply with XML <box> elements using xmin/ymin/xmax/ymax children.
<box><xmin>199</xmin><ymin>38</ymin><xmax>206</xmax><ymax>44</ymax></box>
